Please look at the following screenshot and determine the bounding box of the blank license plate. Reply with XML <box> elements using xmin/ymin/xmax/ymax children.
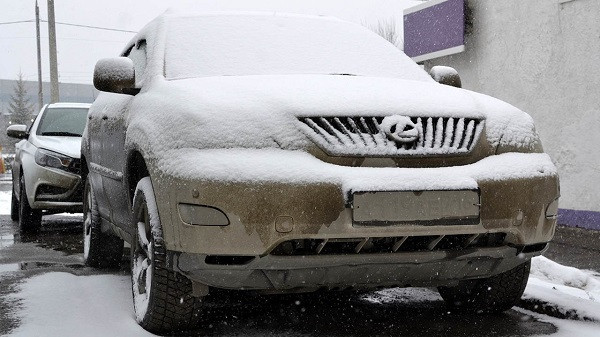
<box><xmin>353</xmin><ymin>190</ymin><xmax>480</xmax><ymax>225</ymax></box>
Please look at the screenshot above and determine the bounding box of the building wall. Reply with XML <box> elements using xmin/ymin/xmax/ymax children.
<box><xmin>0</xmin><ymin>80</ymin><xmax>97</xmax><ymax>154</ymax></box>
<box><xmin>425</xmin><ymin>0</ymin><xmax>600</xmax><ymax>212</ymax></box>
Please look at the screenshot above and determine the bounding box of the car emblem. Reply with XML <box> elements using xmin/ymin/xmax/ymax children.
<box><xmin>380</xmin><ymin>115</ymin><xmax>419</xmax><ymax>143</ymax></box>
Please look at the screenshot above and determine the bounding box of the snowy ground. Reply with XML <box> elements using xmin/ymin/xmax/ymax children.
<box><xmin>3</xmin><ymin>258</ymin><xmax>600</xmax><ymax>337</ymax></box>
<box><xmin>0</xmin><ymin>189</ymin><xmax>10</xmax><ymax>215</ymax></box>
<box><xmin>1</xmin><ymin>189</ymin><xmax>600</xmax><ymax>336</ymax></box>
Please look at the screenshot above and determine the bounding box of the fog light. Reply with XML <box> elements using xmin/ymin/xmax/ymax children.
<box><xmin>178</xmin><ymin>203</ymin><xmax>229</xmax><ymax>226</ymax></box>
<box><xmin>545</xmin><ymin>198</ymin><xmax>559</xmax><ymax>219</ymax></box>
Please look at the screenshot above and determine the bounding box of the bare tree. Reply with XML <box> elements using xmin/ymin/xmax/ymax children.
<box><xmin>8</xmin><ymin>71</ymin><xmax>34</xmax><ymax>126</ymax></box>
<box><xmin>365</xmin><ymin>18</ymin><xmax>403</xmax><ymax>50</ymax></box>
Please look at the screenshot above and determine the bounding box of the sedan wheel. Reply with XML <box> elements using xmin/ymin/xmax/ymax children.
<box><xmin>10</xmin><ymin>182</ymin><xmax>19</xmax><ymax>221</ymax></box>
<box><xmin>18</xmin><ymin>176</ymin><xmax>42</xmax><ymax>233</ymax></box>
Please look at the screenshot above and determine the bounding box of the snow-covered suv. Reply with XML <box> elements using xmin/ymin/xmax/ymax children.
<box><xmin>82</xmin><ymin>12</ymin><xmax>559</xmax><ymax>333</ymax></box>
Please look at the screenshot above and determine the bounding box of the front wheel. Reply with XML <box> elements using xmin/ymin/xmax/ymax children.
<box><xmin>18</xmin><ymin>175</ymin><xmax>42</xmax><ymax>233</ymax></box>
<box><xmin>10</xmin><ymin>181</ymin><xmax>19</xmax><ymax>221</ymax></box>
<box><xmin>438</xmin><ymin>260</ymin><xmax>531</xmax><ymax>313</ymax></box>
<box><xmin>131</xmin><ymin>177</ymin><xmax>202</xmax><ymax>333</ymax></box>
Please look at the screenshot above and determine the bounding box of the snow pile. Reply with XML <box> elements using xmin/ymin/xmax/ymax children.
<box><xmin>523</xmin><ymin>256</ymin><xmax>600</xmax><ymax>321</ymax></box>
<box><xmin>531</xmin><ymin>257</ymin><xmax>600</xmax><ymax>294</ymax></box>
<box><xmin>8</xmin><ymin>273</ymin><xmax>154</xmax><ymax>337</ymax></box>
<box><xmin>0</xmin><ymin>191</ymin><xmax>11</xmax><ymax>215</ymax></box>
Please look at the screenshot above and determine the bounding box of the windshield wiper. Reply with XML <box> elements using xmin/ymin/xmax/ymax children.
<box><xmin>40</xmin><ymin>131</ymin><xmax>81</xmax><ymax>137</ymax></box>
<box><xmin>329</xmin><ymin>73</ymin><xmax>358</xmax><ymax>76</ymax></box>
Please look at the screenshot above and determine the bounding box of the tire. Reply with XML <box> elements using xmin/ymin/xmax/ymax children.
<box><xmin>131</xmin><ymin>177</ymin><xmax>202</xmax><ymax>333</ymax></box>
<box><xmin>10</xmin><ymin>181</ymin><xmax>19</xmax><ymax>221</ymax></box>
<box><xmin>438</xmin><ymin>260</ymin><xmax>531</xmax><ymax>313</ymax></box>
<box><xmin>18</xmin><ymin>175</ymin><xmax>42</xmax><ymax>233</ymax></box>
<box><xmin>83</xmin><ymin>176</ymin><xmax>124</xmax><ymax>268</ymax></box>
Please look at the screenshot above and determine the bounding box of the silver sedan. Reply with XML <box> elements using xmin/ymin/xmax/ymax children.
<box><xmin>7</xmin><ymin>102</ymin><xmax>90</xmax><ymax>232</ymax></box>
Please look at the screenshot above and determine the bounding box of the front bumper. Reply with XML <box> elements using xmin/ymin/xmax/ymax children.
<box><xmin>25</xmin><ymin>163</ymin><xmax>83</xmax><ymax>212</ymax></box>
<box><xmin>150</xmin><ymin>149</ymin><xmax>558</xmax><ymax>289</ymax></box>
<box><xmin>170</xmin><ymin>245</ymin><xmax>544</xmax><ymax>290</ymax></box>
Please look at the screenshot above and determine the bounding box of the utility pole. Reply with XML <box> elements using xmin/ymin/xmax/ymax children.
<box><xmin>47</xmin><ymin>0</ymin><xmax>59</xmax><ymax>103</ymax></box>
<box><xmin>35</xmin><ymin>1</ymin><xmax>43</xmax><ymax>111</ymax></box>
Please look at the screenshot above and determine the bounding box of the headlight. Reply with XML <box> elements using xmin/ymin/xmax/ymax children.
<box><xmin>495</xmin><ymin>116</ymin><xmax>544</xmax><ymax>154</ymax></box>
<box><xmin>35</xmin><ymin>148</ymin><xmax>74</xmax><ymax>171</ymax></box>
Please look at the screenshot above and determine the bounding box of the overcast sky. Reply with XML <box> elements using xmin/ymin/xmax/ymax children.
<box><xmin>0</xmin><ymin>0</ymin><xmax>420</xmax><ymax>84</ymax></box>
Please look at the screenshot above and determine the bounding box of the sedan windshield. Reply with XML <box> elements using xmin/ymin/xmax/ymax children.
<box><xmin>165</xmin><ymin>15</ymin><xmax>432</xmax><ymax>81</ymax></box>
<box><xmin>36</xmin><ymin>107</ymin><xmax>89</xmax><ymax>137</ymax></box>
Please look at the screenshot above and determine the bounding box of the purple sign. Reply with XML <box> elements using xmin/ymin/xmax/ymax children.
<box><xmin>403</xmin><ymin>0</ymin><xmax>465</xmax><ymax>62</ymax></box>
<box><xmin>558</xmin><ymin>208</ymin><xmax>600</xmax><ymax>231</ymax></box>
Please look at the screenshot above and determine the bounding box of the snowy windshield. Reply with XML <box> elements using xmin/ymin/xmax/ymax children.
<box><xmin>36</xmin><ymin>107</ymin><xmax>89</xmax><ymax>137</ymax></box>
<box><xmin>164</xmin><ymin>15</ymin><xmax>431</xmax><ymax>81</ymax></box>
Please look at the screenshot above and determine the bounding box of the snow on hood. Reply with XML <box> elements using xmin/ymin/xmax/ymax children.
<box><xmin>122</xmin><ymin>74</ymin><xmax>538</xmax><ymax>158</ymax></box>
<box><xmin>32</xmin><ymin>136</ymin><xmax>82</xmax><ymax>159</ymax></box>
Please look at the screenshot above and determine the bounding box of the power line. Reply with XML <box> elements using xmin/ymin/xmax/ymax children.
<box><xmin>0</xmin><ymin>36</ymin><xmax>127</xmax><ymax>43</ymax></box>
<box><xmin>40</xmin><ymin>20</ymin><xmax>137</xmax><ymax>33</ymax></box>
<box><xmin>0</xmin><ymin>18</ymin><xmax>136</xmax><ymax>33</ymax></box>
<box><xmin>0</xmin><ymin>19</ymin><xmax>35</xmax><ymax>25</ymax></box>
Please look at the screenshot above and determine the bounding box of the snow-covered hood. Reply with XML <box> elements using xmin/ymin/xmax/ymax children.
<box><xmin>126</xmin><ymin>75</ymin><xmax>539</xmax><ymax>155</ymax></box>
<box><xmin>159</xmin><ymin>75</ymin><xmax>484</xmax><ymax>118</ymax></box>
<box><xmin>32</xmin><ymin>136</ymin><xmax>82</xmax><ymax>159</ymax></box>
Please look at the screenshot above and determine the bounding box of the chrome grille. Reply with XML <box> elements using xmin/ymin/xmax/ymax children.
<box><xmin>299</xmin><ymin>116</ymin><xmax>484</xmax><ymax>157</ymax></box>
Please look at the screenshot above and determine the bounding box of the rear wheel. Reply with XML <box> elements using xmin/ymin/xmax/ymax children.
<box><xmin>83</xmin><ymin>176</ymin><xmax>124</xmax><ymax>268</ymax></box>
<box><xmin>10</xmin><ymin>181</ymin><xmax>19</xmax><ymax>221</ymax></box>
<box><xmin>438</xmin><ymin>260</ymin><xmax>531</xmax><ymax>313</ymax></box>
<box><xmin>131</xmin><ymin>177</ymin><xmax>202</xmax><ymax>333</ymax></box>
<box><xmin>18</xmin><ymin>176</ymin><xmax>41</xmax><ymax>233</ymax></box>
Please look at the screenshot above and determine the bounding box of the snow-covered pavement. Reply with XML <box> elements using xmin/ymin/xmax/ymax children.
<box><xmin>7</xmin><ymin>273</ymin><xmax>153</xmax><ymax>337</ymax></box>
<box><xmin>0</xmin><ymin>189</ymin><xmax>10</xmax><ymax>215</ymax></box>
<box><xmin>4</xmin><ymin>259</ymin><xmax>600</xmax><ymax>337</ymax></box>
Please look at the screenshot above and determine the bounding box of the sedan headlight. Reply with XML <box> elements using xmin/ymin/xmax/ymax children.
<box><xmin>35</xmin><ymin>148</ymin><xmax>74</xmax><ymax>171</ymax></box>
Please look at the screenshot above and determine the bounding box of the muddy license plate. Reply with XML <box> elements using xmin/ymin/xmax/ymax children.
<box><xmin>352</xmin><ymin>190</ymin><xmax>480</xmax><ymax>225</ymax></box>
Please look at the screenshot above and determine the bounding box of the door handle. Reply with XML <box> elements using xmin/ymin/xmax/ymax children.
<box><xmin>102</xmin><ymin>115</ymin><xmax>108</xmax><ymax>120</ymax></box>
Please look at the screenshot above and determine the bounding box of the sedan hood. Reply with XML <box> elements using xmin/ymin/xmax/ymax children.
<box><xmin>32</xmin><ymin>136</ymin><xmax>82</xmax><ymax>159</ymax></box>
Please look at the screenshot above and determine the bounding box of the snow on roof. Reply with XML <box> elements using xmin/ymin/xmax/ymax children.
<box><xmin>161</xmin><ymin>10</ymin><xmax>344</xmax><ymax>22</ymax></box>
<box><xmin>121</xmin><ymin>10</ymin><xmax>342</xmax><ymax>54</ymax></box>
<box><xmin>122</xmin><ymin>10</ymin><xmax>431</xmax><ymax>82</ymax></box>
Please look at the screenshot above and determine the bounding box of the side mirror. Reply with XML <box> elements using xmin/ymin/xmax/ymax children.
<box><xmin>429</xmin><ymin>66</ymin><xmax>462</xmax><ymax>88</ymax></box>
<box><xmin>93</xmin><ymin>57</ymin><xmax>136</xmax><ymax>94</ymax></box>
<box><xmin>7</xmin><ymin>124</ymin><xmax>29</xmax><ymax>139</ymax></box>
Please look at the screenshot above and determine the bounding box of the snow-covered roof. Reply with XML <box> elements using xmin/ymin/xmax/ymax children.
<box><xmin>162</xmin><ymin>10</ymin><xmax>343</xmax><ymax>21</ymax></box>
<box><xmin>123</xmin><ymin>10</ymin><xmax>432</xmax><ymax>82</ymax></box>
